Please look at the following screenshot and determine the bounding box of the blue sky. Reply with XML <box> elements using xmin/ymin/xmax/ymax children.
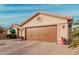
<box><xmin>0</xmin><ymin>4</ymin><xmax>79</xmax><ymax>28</ymax></box>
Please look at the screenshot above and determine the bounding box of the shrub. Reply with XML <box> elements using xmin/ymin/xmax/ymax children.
<box><xmin>68</xmin><ymin>39</ymin><xmax>79</xmax><ymax>48</ymax></box>
<box><xmin>10</xmin><ymin>29</ymin><xmax>16</xmax><ymax>34</ymax></box>
<box><xmin>7</xmin><ymin>34</ymin><xmax>17</xmax><ymax>39</ymax></box>
<box><xmin>0</xmin><ymin>29</ymin><xmax>4</xmax><ymax>33</ymax></box>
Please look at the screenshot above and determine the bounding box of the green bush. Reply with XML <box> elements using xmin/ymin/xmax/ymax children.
<box><xmin>68</xmin><ymin>39</ymin><xmax>79</xmax><ymax>48</ymax></box>
<box><xmin>10</xmin><ymin>29</ymin><xmax>16</xmax><ymax>34</ymax></box>
<box><xmin>74</xmin><ymin>33</ymin><xmax>79</xmax><ymax>37</ymax></box>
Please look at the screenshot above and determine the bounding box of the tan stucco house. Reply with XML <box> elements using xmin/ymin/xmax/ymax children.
<box><xmin>12</xmin><ymin>12</ymin><xmax>72</xmax><ymax>44</ymax></box>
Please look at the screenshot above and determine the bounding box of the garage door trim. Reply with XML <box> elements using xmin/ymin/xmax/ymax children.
<box><xmin>26</xmin><ymin>24</ymin><xmax>57</xmax><ymax>28</ymax></box>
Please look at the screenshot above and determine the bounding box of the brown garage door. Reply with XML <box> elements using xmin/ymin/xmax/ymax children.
<box><xmin>26</xmin><ymin>25</ymin><xmax>57</xmax><ymax>42</ymax></box>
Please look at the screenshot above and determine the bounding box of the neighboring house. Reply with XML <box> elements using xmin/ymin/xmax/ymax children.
<box><xmin>12</xmin><ymin>12</ymin><xmax>73</xmax><ymax>44</ymax></box>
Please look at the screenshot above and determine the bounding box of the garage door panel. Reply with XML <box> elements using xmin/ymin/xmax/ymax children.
<box><xmin>26</xmin><ymin>25</ymin><xmax>57</xmax><ymax>42</ymax></box>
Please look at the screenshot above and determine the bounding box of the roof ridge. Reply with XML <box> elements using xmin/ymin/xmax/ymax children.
<box><xmin>37</xmin><ymin>11</ymin><xmax>72</xmax><ymax>20</ymax></box>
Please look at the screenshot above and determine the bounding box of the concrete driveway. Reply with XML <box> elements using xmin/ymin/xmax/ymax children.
<box><xmin>0</xmin><ymin>40</ymin><xmax>76</xmax><ymax>55</ymax></box>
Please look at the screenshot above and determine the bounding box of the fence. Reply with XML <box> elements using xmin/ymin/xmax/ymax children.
<box><xmin>0</xmin><ymin>32</ymin><xmax>7</xmax><ymax>40</ymax></box>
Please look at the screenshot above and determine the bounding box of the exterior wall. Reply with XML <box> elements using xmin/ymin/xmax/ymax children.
<box><xmin>22</xmin><ymin>14</ymin><xmax>67</xmax><ymax>28</ymax></box>
<box><xmin>19</xmin><ymin>29</ymin><xmax>21</xmax><ymax>37</ymax></box>
<box><xmin>57</xmin><ymin>23</ymin><xmax>68</xmax><ymax>44</ymax></box>
<box><xmin>20</xmin><ymin>14</ymin><xmax>68</xmax><ymax>44</ymax></box>
<box><xmin>18</xmin><ymin>28</ymin><xmax>25</xmax><ymax>39</ymax></box>
<box><xmin>22</xmin><ymin>28</ymin><xmax>25</xmax><ymax>38</ymax></box>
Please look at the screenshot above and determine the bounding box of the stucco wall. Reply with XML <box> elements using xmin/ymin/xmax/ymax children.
<box><xmin>57</xmin><ymin>24</ymin><xmax>68</xmax><ymax>44</ymax></box>
<box><xmin>22</xmin><ymin>29</ymin><xmax>25</xmax><ymax>38</ymax></box>
<box><xmin>20</xmin><ymin>14</ymin><xmax>68</xmax><ymax>44</ymax></box>
<box><xmin>22</xmin><ymin>14</ymin><xmax>67</xmax><ymax>28</ymax></box>
<box><xmin>19</xmin><ymin>30</ymin><xmax>21</xmax><ymax>37</ymax></box>
<box><xmin>18</xmin><ymin>28</ymin><xmax>25</xmax><ymax>39</ymax></box>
